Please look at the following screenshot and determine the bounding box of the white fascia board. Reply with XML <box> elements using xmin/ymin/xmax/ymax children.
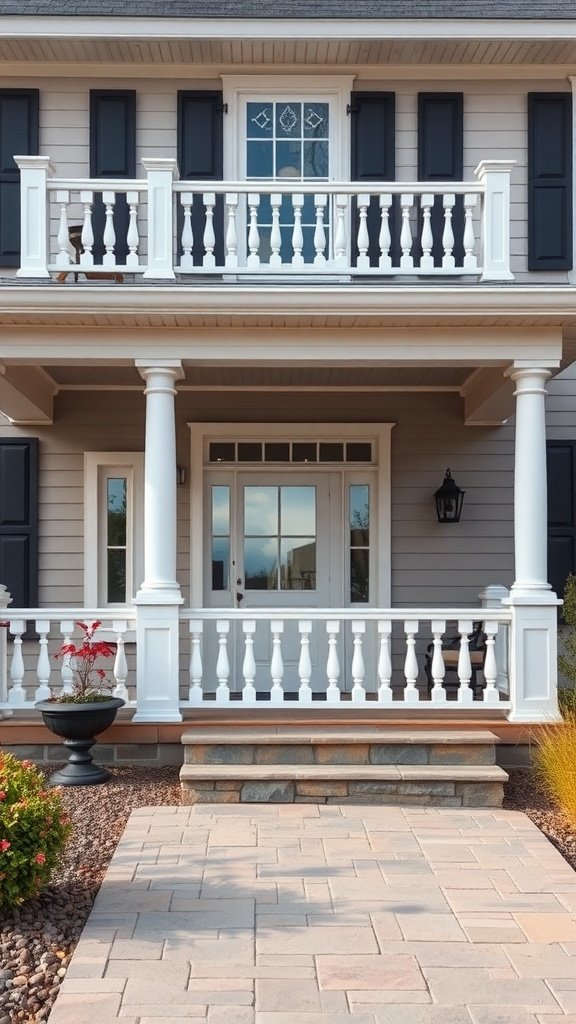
<box><xmin>0</xmin><ymin>326</ymin><xmax>563</xmax><ymax>367</ymax></box>
<box><xmin>1</xmin><ymin>284</ymin><xmax>576</xmax><ymax>321</ymax></box>
<box><xmin>2</xmin><ymin>16</ymin><xmax>576</xmax><ymax>42</ymax></box>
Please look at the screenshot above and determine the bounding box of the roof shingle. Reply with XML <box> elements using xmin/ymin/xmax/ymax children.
<box><xmin>0</xmin><ymin>0</ymin><xmax>574</xmax><ymax>17</ymax></box>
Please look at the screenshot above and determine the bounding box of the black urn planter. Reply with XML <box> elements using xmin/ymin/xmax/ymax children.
<box><xmin>35</xmin><ymin>698</ymin><xmax>125</xmax><ymax>786</ymax></box>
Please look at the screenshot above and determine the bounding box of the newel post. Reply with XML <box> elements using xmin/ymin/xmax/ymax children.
<box><xmin>0</xmin><ymin>585</ymin><xmax>12</xmax><ymax>713</ymax></box>
<box><xmin>14</xmin><ymin>156</ymin><xmax>53</xmax><ymax>278</ymax></box>
<box><xmin>475</xmin><ymin>159</ymin><xmax>515</xmax><ymax>282</ymax></box>
<box><xmin>142</xmin><ymin>157</ymin><xmax>178</xmax><ymax>280</ymax></box>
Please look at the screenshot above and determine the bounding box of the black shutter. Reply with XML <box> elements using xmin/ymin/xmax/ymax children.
<box><xmin>177</xmin><ymin>91</ymin><xmax>224</xmax><ymax>266</ymax></box>
<box><xmin>350</xmin><ymin>92</ymin><xmax>395</xmax><ymax>267</ymax></box>
<box><xmin>0</xmin><ymin>439</ymin><xmax>38</xmax><ymax>609</ymax></box>
<box><xmin>528</xmin><ymin>93</ymin><xmax>572</xmax><ymax>271</ymax></box>
<box><xmin>418</xmin><ymin>93</ymin><xmax>464</xmax><ymax>267</ymax></box>
<box><xmin>0</xmin><ymin>90</ymin><xmax>39</xmax><ymax>266</ymax></box>
<box><xmin>547</xmin><ymin>441</ymin><xmax>576</xmax><ymax>599</ymax></box>
<box><xmin>89</xmin><ymin>91</ymin><xmax>136</xmax><ymax>265</ymax></box>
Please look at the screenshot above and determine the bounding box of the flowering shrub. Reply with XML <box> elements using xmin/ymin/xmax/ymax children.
<box><xmin>0</xmin><ymin>753</ymin><xmax>72</xmax><ymax>907</ymax></box>
<box><xmin>53</xmin><ymin>620</ymin><xmax>115</xmax><ymax>704</ymax></box>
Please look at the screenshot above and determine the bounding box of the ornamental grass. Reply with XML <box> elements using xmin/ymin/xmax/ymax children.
<box><xmin>532</xmin><ymin>710</ymin><xmax>576</xmax><ymax>826</ymax></box>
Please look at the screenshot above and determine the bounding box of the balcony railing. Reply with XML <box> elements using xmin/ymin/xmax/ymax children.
<box><xmin>15</xmin><ymin>156</ymin><xmax>515</xmax><ymax>283</ymax></box>
<box><xmin>0</xmin><ymin>605</ymin><xmax>511</xmax><ymax>713</ymax></box>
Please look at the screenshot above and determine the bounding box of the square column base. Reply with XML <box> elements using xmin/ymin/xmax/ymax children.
<box><xmin>133</xmin><ymin>599</ymin><xmax>182</xmax><ymax>723</ymax></box>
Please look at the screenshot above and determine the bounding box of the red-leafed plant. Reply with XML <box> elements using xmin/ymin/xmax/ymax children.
<box><xmin>53</xmin><ymin>620</ymin><xmax>115</xmax><ymax>704</ymax></box>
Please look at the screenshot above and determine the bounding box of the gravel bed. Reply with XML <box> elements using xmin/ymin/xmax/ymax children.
<box><xmin>0</xmin><ymin>764</ymin><xmax>574</xmax><ymax>1023</ymax></box>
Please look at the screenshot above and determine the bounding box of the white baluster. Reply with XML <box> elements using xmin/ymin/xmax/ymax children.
<box><xmin>0</xmin><ymin>608</ymin><xmax>9</xmax><ymax>705</ymax></box>
<box><xmin>442</xmin><ymin>194</ymin><xmax>456</xmax><ymax>270</ymax></box>
<box><xmin>482</xmin><ymin>620</ymin><xmax>500</xmax><ymax>706</ymax></box>
<box><xmin>180</xmin><ymin>192</ymin><xmax>194</xmax><ymax>271</ymax></box>
<box><xmin>225</xmin><ymin>192</ymin><xmax>238</xmax><ymax>269</ymax></box>
<box><xmin>56</xmin><ymin>190</ymin><xmax>71</xmax><ymax>267</ymax></box>
<box><xmin>430</xmin><ymin>619</ymin><xmax>447</xmax><ymax>704</ymax></box>
<box><xmin>270</xmin><ymin>620</ymin><xmax>284</xmax><ymax>704</ymax></box>
<box><xmin>420</xmin><ymin>193</ymin><xmax>434</xmax><ymax>271</ymax></box>
<box><xmin>325</xmin><ymin>620</ymin><xmax>341</xmax><ymax>704</ymax></box>
<box><xmin>34</xmin><ymin>619</ymin><xmax>52</xmax><ymax>702</ymax></box>
<box><xmin>126</xmin><ymin>191</ymin><xmax>140</xmax><ymax>268</ymax></box>
<box><xmin>403</xmin><ymin>619</ymin><xmax>420</xmax><ymax>703</ymax></box>
<box><xmin>356</xmin><ymin>193</ymin><xmax>370</xmax><ymax>270</ymax></box>
<box><xmin>379</xmin><ymin>194</ymin><xmax>392</xmax><ymax>270</ymax></box>
<box><xmin>270</xmin><ymin>192</ymin><xmax>282</xmax><ymax>267</ymax></box>
<box><xmin>215</xmin><ymin>621</ymin><xmax>231</xmax><ymax>703</ymax></box>
<box><xmin>203</xmin><ymin>192</ymin><xmax>216</xmax><ymax>269</ymax></box>
<box><xmin>247</xmin><ymin>193</ymin><xmax>260</xmax><ymax>269</ymax></box>
<box><xmin>313</xmin><ymin>194</ymin><xmax>327</xmax><ymax>266</ymax></box>
<box><xmin>188</xmin><ymin>620</ymin><xmax>204</xmax><ymax>705</ymax></box>
<box><xmin>463</xmin><ymin>193</ymin><xmax>478</xmax><ymax>271</ymax></box>
<box><xmin>377</xmin><ymin>620</ymin><xmax>393</xmax><ymax>705</ymax></box>
<box><xmin>242</xmin><ymin>620</ymin><xmax>257</xmax><ymax>704</ymax></box>
<box><xmin>59</xmin><ymin>619</ymin><xmax>74</xmax><ymax>695</ymax></box>
<box><xmin>351</xmin><ymin>620</ymin><xmax>366</xmax><ymax>703</ymax></box>
<box><xmin>334</xmin><ymin>195</ymin><xmax>348</xmax><ymax>268</ymax></box>
<box><xmin>112</xmin><ymin>619</ymin><xmax>129</xmax><ymax>701</ymax></box>
<box><xmin>456</xmin><ymin>619</ymin><xmax>474</xmax><ymax>705</ymax></box>
<box><xmin>400</xmin><ymin>193</ymin><xmax>414</xmax><ymax>271</ymax></box>
<box><xmin>291</xmin><ymin>193</ymin><xmax>304</xmax><ymax>267</ymax></box>
<box><xmin>102</xmin><ymin>190</ymin><xmax>117</xmax><ymax>267</ymax></box>
<box><xmin>80</xmin><ymin>190</ymin><xmax>94</xmax><ymax>267</ymax></box>
<box><xmin>8</xmin><ymin>621</ymin><xmax>26</xmax><ymax>706</ymax></box>
<box><xmin>298</xmin><ymin>620</ymin><xmax>313</xmax><ymax>705</ymax></box>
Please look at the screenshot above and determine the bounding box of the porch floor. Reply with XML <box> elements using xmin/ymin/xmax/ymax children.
<box><xmin>45</xmin><ymin>802</ymin><xmax>576</xmax><ymax>1024</ymax></box>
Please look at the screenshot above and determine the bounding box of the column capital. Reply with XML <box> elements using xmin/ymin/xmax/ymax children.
<box><xmin>506</xmin><ymin>364</ymin><xmax>556</xmax><ymax>395</ymax></box>
<box><xmin>136</xmin><ymin>359</ymin><xmax>184</xmax><ymax>379</ymax></box>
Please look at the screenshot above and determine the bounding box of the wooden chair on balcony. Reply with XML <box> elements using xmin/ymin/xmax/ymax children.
<box><xmin>424</xmin><ymin>620</ymin><xmax>486</xmax><ymax>698</ymax></box>
<box><xmin>55</xmin><ymin>225</ymin><xmax>124</xmax><ymax>283</ymax></box>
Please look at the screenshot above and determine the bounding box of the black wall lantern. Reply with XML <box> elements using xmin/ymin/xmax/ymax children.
<box><xmin>434</xmin><ymin>468</ymin><xmax>465</xmax><ymax>523</ymax></box>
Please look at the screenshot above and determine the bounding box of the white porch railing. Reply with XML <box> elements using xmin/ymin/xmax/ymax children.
<box><xmin>15</xmin><ymin>156</ymin><xmax>515</xmax><ymax>283</ymax></box>
<box><xmin>0</xmin><ymin>612</ymin><xmax>136</xmax><ymax>711</ymax></box>
<box><xmin>179</xmin><ymin>608</ymin><xmax>512</xmax><ymax>709</ymax></box>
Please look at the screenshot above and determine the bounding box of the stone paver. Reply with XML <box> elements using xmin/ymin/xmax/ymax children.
<box><xmin>45</xmin><ymin>805</ymin><xmax>576</xmax><ymax>1024</ymax></box>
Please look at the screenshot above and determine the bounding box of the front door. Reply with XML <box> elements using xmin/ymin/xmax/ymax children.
<box><xmin>205</xmin><ymin>475</ymin><xmax>377</xmax><ymax>696</ymax></box>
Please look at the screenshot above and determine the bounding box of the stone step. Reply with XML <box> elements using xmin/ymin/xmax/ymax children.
<box><xmin>181</xmin><ymin>728</ymin><xmax>498</xmax><ymax>766</ymax></box>
<box><xmin>180</xmin><ymin>762</ymin><xmax>507</xmax><ymax>808</ymax></box>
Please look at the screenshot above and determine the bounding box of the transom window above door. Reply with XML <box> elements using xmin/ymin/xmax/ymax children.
<box><xmin>246</xmin><ymin>101</ymin><xmax>330</xmax><ymax>180</ymax></box>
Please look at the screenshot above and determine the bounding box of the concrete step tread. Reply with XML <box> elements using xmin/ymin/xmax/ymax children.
<box><xmin>181</xmin><ymin>728</ymin><xmax>499</xmax><ymax>746</ymax></box>
<box><xmin>180</xmin><ymin>763</ymin><xmax>508</xmax><ymax>783</ymax></box>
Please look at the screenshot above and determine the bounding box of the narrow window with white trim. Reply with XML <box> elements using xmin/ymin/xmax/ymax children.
<box><xmin>84</xmin><ymin>453</ymin><xmax>144</xmax><ymax>607</ymax></box>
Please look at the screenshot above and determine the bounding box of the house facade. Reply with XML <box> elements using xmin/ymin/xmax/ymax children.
<box><xmin>0</xmin><ymin>0</ymin><xmax>575</xmax><ymax>729</ymax></box>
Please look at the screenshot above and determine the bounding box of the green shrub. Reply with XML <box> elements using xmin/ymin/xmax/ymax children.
<box><xmin>0</xmin><ymin>753</ymin><xmax>72</xmax><ymax>907</ymax></box>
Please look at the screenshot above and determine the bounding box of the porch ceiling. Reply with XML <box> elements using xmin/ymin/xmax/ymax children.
<box><xmin>0</xmin><ymin>34</ymin><xmax>575</xmax><ymax>72</ymax></box>
<box><xmin>44</xmin><ymin>364</ymin><xmax>472</xmax><ymax>389</ymax></box>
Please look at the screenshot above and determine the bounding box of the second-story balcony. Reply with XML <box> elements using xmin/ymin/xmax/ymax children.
<box><xmin>15</xmin><ymin>156</ymin><xmax>515</xmax><ymax>285</ymax></box>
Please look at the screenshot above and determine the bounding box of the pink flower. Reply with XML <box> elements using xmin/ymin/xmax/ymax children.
<box><xmin>0</xmin><ymin>792</ymin><xmax>6</xmax><ymax>802</ymax></box>
<box><xmin>0</xmin><ymin>840</ymin><xmax>11</xmax><ymax>853</ymax></box>
<box><xmin>34</xmin><ymin>853</ymin><xmax>46</xmax><ymax>865</ymax></box>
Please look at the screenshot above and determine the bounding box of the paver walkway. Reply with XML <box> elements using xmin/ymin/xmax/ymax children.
<box><xmin>47</xmin><ymin>804</ymin><xmax>576</xmax><ymax>1024</ymax></box>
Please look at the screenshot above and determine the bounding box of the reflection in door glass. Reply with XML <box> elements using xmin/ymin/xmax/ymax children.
<box><xmin>211</xmin><ymin>486</ymin><xmax>230</xmax><ymax>591</ymax></box>
<box><xmin>350</xmin><ymin>484</ymin><xmax>370</xmax><ymax>603</ymax></box>
<box><xmin>107</xmin><ymin>477</ymin><xmax>127</xmax><ymax>603</ymax></box>
<box><xmin>244</xmin><ymin>485</ymin><xmax>316</xmax><ymax>591</ymax></box>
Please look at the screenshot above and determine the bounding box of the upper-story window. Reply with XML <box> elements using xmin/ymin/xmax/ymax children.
<box><xmin>246</xmin><ymin>101</ymin><xmax>330</xmax><ymax>181</ymax></box>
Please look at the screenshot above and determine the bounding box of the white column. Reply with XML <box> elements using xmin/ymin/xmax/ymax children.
<box><xmin>475</xmin><ymin>159</ymin><xmax>515</xmax><ymax>282</ymax></box>
<box><xmin>142</xmin><ymin>157</ymin><xmax>178</xmax><ymax>280</ymax></box>
<box><xmin>136</xmin><ymin>362</ymin><xmax>183</xmax><ymax>597</ymax></box>
<box><xmin>14</xmin><ymin>156</ymin><xmax>53</xmax><ymax>278</ymax></box>
<box><xmin>505</xmin><ymin>364</ymin><xmax>561</xmax><ymax>722</ymax></box>
<box><xmin>569</xmin><ymin>76</ymin><xmax>576</xmax><ymax>285</ymax></box>
<box><xmin>510</xmin><ymin>366</ymin><xmax>553</xmax><ymax>596</ymax></box>
<box><xmin>133</xmin><ymin>360</ymin><xmax>184</xmax><ymax>723</ymax></box>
